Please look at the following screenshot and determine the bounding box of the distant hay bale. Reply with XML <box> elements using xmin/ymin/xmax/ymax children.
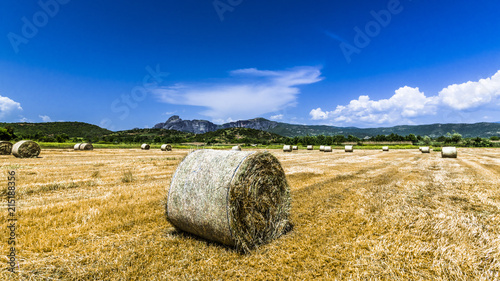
<box><xmin>421</xmin><ymin>147</ymin><xmax>430</xmax><ymax>153</ymax></box>
<box><xmin>232</xmin><ymin>145</ymin><xmax>242</xmax><ymax>151</ymax></box>
<box><xmin>324</xmin><ymin>146</ymin><xmax>332</xmax><ymax>152</ymax></box>
<box><xmin>419</xmin><ymin>147</ymin><xmax>422</xmax><ymax>151</ymax></box>
<box><xmin>307</xmin><ymin>145</ymin><xmax>313</xmax><ymax>150</ymax></box>
<box><xmin>292</xmin><ymin>146</ymin><xmax>298</xmax><ymax>150</ymax></box>
<box><xmin>141</xmin><ymin>143</ymin><xmax>150</xmax><ymax>150</ymax></box>
<box><xmin>382</xmin><ymin>146</ymin><xmax>389</xmax><ymax>151</ymax></box>
<box><xmin>166</xmin><ymin>149</ymin><xmax>291</xmax><ymax>253</ymax></box>
<box><xmin>283</xmin><ymin>145</ymin><xmax>292</xmax><ymax>152</ymax></box>
<box><xmin>79</xmin><ymin>143</ymin><xmax>93</xmax><ymax>150</ymax></box>
<box><xmin>161</xmin><ymin>144</ymin><xmax>172</xmax><ymax>151</ymax></box>
<box><xmin>441</xmin><ymin>147</ymin><xmax>457</xmax><ymax>158</ymax></box>
<box><xmin>74</xmin><ymin>143</ymin><xmax>82</xmax><ymax>150</ymax></box>
<box><xmin>319</xmin><ymin>145</ymin><xmax>325</xmax><ymax>152</ymax></box>
<box><xmin>12</xmin><ymin>140</ymin><xmax>41</xmax><ymax>158</ymax></box>
<box><xmin>0</xmin><ymin>141</ymin><xmax>13</xmax><ymax>155</ymax></box>
<box><xmin>345</xmin><ymin>145</ymin><xmax>353</xmax><ymax>152</ymax></box>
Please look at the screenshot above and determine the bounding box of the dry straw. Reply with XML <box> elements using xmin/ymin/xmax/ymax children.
<box><xmin>421</xmin><ymin>147</ymin><xmax>430</xmax><ymax>153</ymax></box>
<box><xmin>79</xmin><ymin>143</ymin><xmax>93</xmax><ymax>150</ymax></box>
<box><xmin>319</xmin><ymin>145</ymin><xmax>325</xmax><ymax>152</ymax></box>
<box><xmin>382</xmin><ymin>146</ymin><xmax>389</xmax><ymax>151</ymax></box>
<box><xmin>74</xmin><ymin>143</ymin><xmax>81</xmax><ymax>150</ymax></box>
<box><xmin>441</xmin><ymin>146</ymin><xmax>457</xmax><ymax>158</ymax></box>
<box><xmin>166</xmin><ymin>149</ymin><xmax>291</xmax><ymax>253</ymax></box>
<box><xmin>0</xmin><ymin>141</ymin><xmax>13</xmax><ymax>155</ymax></box>
<box><xmin>283</xmin><ymin>145</ymin><xmax>292</xmax><ymax>152</ymax></box>
<box><xmin>12</xmin><ymin>140</ymin><xmax>41</xmax><ymax>158</ymax></box>
<box><xmin>141</xmin><ymin>143</ymin><xmax>150</xmax><ymax>150</ymax></box>
<box><xmin>345</xmin><ymin>145</ymin><xmax>353</xmax><ymax>152</ymax></box>
<box><xmin>292</xmin><ymin>146</ymin><xmax>298</xmax><ymax>150</ymax></box>
<box><xmin>307</xmin><ymin>145</ymin><xmax>313</xmax><ymax>150</ymax></box>
<box><xmin>323</xmin><ymin>146</ymin><xmax>332</xmax><ymax>152</ymax></box>
<box><xmin>161</xmin><ymin>144</ymin><xmax>172</xmax><ymax>151</ymax></box>
<box><xmin>232</xmin><ymin>145</ymin><xmax>242</xmax><ymax>151</ymax></box>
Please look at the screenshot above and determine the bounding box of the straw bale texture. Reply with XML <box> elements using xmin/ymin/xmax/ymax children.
<box><xmin>141</xmin><ymin>144</ymin><xmax>150</xmax><ymax>150</ymax></box>
<box><xmin>421</xmin><ymin>147</ymin><xmax>430</xmax><ymax>153</ymax></box>
<box><xmin>292</xmin><ymin>146</ymin><xmax>298</xmax><ymax>150</ymax></box>
<box><xmin>79</xmin><ymin>143</ymin><xmax>93</xmax><ymax>150</ymax></box>
<box><xmin>166</xmin><ymin>149</ymin><xmax>291</xmax><ymax>253</ymax></box>
<box><xmin>307</xmin><ymin>145</ymin><xmax>313</xmax><ymax>150</ymax></box>
<box><xmin>441</xmin><ymin>147</ymin><xmax>457</xmax><ymax>158</ymax></box>
<box><xmin>74</xmin><ymin>143</ymin><xmax>81</xmax><ymax>150</ymax></box>
<box><xmin>0</xmin><ymin>141</ymin><xmax>13</xmax><ymax>155</ymax></box>
<box><xmin>323</xmin><ymin>146</ymin><xmax>332</xmax><ymax>152</ymax></box>
<box><xmin>283</xmin><ymin>145</ymin><xmax>292</xmax><ymax>152</ymax></box>
<box><xmin>345</xmin><ymin>145</ymin><xmax>353</xmax><ymax>152</ymax></box>
<box><xmin>382</xmin><ymin>146</ymin><xmax>389</xmax><ymax>151</ymax></box>
<box><xmin>161</xmin><ymin>144</ymin><xmax>172</xmax><ymax>151</ymax></box>
<box><xmin>232</xmin><ymin>145</ymin><xmax>242</xmax><ymax>151</ymax></box>
<box><xmin>319</xmin><ymin>145</ymin><xmax>325</xmax><ymax>151</ymax></box>
<box><xmin>12</xmin><ymin>140</ymin><xmax>41</xmax><ymax>158</ymax></box>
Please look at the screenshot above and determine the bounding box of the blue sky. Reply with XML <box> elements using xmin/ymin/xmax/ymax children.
<box><xmin>1</xmin><ymin>0</ymin><xmax>499</xmax><ymax>130</ymax></box>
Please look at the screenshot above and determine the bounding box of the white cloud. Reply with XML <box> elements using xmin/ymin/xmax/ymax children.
<box><xmin>438</xmin><ymin>70</ymin><xmax>500</xmax><ymax>110</ymax></box>
<box><xmin>153</xmin><ymin>66</ymin><xmax>323</xmax><ymax>120</ymax></box>
<box><xmin>311</xmin><ymin>70</ymin><xmax>500</xmax><ymax>126</ymax></box>
<box><xmin>0</xmin><ymin>95</ymin><xmax>22</xmax><ymax>119</ymax></box>
<box><xmin>270</xmin><ymin>114</ymin><xmax>283</xmax><ymax>120</ymax></box>
<box><xmin>39</xmin><ymin>115</ymin><xmax>53</xmax><ymax>122</ymax></box>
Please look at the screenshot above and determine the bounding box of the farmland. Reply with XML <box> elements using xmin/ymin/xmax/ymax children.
<box><xmin>1</xmin><ymin>148</ymin><xmax>499</xmax><ymax>280</ymax></box>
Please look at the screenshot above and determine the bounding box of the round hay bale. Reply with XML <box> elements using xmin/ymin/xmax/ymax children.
<box><xmin>292</xmin><ymin>146</ymin><xmax>298</xmax><ymax>150</ymax></box>
<box><xmin>345</xmin><ymin>145</ymin><xmax>353</xmax><ymax>152</ymax></box>
<box><xmin>12</xmin><ymin>140</ymin><xmax>40</xmax><ymax>158</ymax></box>
<box><xmin>319</xmin><ymin>145</ymin><xmax>325</xmax><ymax>152</ymax></box>
<box><xmin>79</xmin><ymin>143</ymin><xmax>93</xmax><ymax>150</ymax></box>
<box><xmin>307</xmin><ymin>145</ymin><xmax>313</xmax><ymax>150</ymax></box>
<box><xmin>324</xmin><ymin>146</ymin><xmax>332</xmax><ymax>152</ymax></box>
<box><xmin>141</xmin><ymin>143</ymin><xmax>150</xmax><ymax>150</ymax></box>
<box><xmin>441</xmin><ymin>147</ymin><xmax>457</xmax><ymax>158</ymax></box>
<box><xmin>283</xmin><ymin>145</ymin><xmax>292</xmax><ymax>152</ymax></box>
<box><xmin>232</xmin><ymin>145</ymin><xmax>242</xmax><ymax>151</ymax></box>
<box><xmin>0</xmin><ymin>141</ymin><xmax>13</xmax><ymax>155</ymax></box>
<box><xmin>421</xmin><ymin>147</ymin><xmax>430</xmax><ymax>153</ymax></box>
<box><xmin>161</xmin><ymin>144</ymin><xmax>172</xmax><ymax>151</ymax></box>
<box><xmin>166</xmin><ymin>149</ymin><xmax>291</xmax><ymax>253</ymax></box>
<box><xmin>382</xmin><ymin>146</ymin><xmax>389</xmax><ymax>151</ymax></box>
<box><xmin>74</xmin><ymin>143</ymin><xmax>82</xmax><ymax>150</ymax></box>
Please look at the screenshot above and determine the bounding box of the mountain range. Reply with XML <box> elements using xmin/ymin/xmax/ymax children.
<box><xmin>154</xmin><ymin>115</ymin><xmax>500</xmax><ymax>138</ymax></box>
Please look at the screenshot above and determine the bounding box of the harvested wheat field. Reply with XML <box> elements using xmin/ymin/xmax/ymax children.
<box><xmin>1</xmin><ymin>148</ymin><xmax>500</xmax><ymax>280</ymax></box>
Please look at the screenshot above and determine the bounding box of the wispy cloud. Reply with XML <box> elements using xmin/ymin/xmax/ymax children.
<box><xmin>152</xmin><ymin>66</ymin><xmax>323</xmax><ymax>120</ymax></box>
<box><xmin>0</xmin><ymin>95</ymin><xmax>22</xmax><ymax>119</ymax></box>
<box><xmin>270</xmin><ymin>114</ymin><xmax>284</xmax><ymax>120</ymax></box>
<box><xmin>310</xmin><ymin>70</ymin><xmax>500</xmax><ymax>126</ymax></box>
<box><xmin>39</xmin><ymin>115</ymin><xmax>53</xmax><ymax>122</ymax></box>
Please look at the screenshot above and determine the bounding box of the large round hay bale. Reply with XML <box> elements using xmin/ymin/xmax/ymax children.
<box><xmin>0</xmin><ymin>141</ymin><xmax>13</xmax><ymax>155</ymax></box>
<box><xmin>441</xmin><ymin>147</ymin><xmax>457</xmax><ymax>158</ymax></box>
<box><xmin>324</xmin><ymin>146</ymin><xmax>332</xmax><ymax>152</ymax></box>
<box><xmin>12</xmin><ymin>140</ymin><xmax>40</xmax><ymax>158</ymax></box>
<box><xmin>141</xmin><ymin>143</ymin><xmax>150</xmax><ymax>150</ymax></box>
<box><xmin>319</xmin><ymin>145</ymin><xmax>325</xmax><ymax>152</ymax></box>
<box><xmin>166</xmin><ymin>149</ymin><xmax>291</xmax><ymax>253</ymax></box>
<box><xmin>283</xmin><ymin>145</ymin><xmax>292</xmax><ymax>152</ymax></box>
<box><xmin>74</xmin><ymin>143</ymin><xmax>82</xmax><ymax>150</ymax></box>
<box><xmin>307</xmin><ymin>145</ymin><xmax>313</xmax><ymax>150</ymax></box>
<box><xmin>421</xmin><ymin>147</ymin><xmax>430</xmax><ymax>153</ymax></box>
<box><xmin>345</xmin><ymin>145</ymin><xmax>353</xmax><ymax>152</ymax></box>
<box><xmin>292</xmin><ymin>146</ymin><xmax>298</xmax><ymax>150</ymax></box>
<box><xmin>79</xmin><ymin>143</ymin><xmax>93</xmax><ymax>150</ymax></box>
<box><xmin>232</xmin><ymin>145</ymin><xmax>242</xmax><ymax>151</ymax></box>
<box><xmin>161</xmin><ymin>144</ymin><xmax>172</xmax><ymax>151</ymax></box>
<box><xmin>382</xmin><ymin>146</ymin><xmax>389</xmax><ymax>151</ymax></box>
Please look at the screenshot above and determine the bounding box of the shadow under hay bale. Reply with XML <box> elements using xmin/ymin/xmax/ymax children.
<box><xmin>79</xmin><ymin>143</ymin><xmax>93</xmax><ymax>150</ymax></box>
<box><xmin>345</xmin><ymin>145</ymin><xmax>353</xmax><ymax>152</ymax></box>
<box><xmin>161</xmin><ymin>144</ymin><xmax>172</xmax><ymax>151</ymax></box>
<box><xmin>166</xmin><ymin>149</ymin><xmax>291</xmax><ymax>253</ymax></box>
<box><xmin>441</xmin><ymin>147</ymin><xmax>457</xmax><ymax>158</ymax></box>
<box><xmin>141</xmin><ymin>143</ymin><xmax>150</xmax><ymax>150</ymax></box>
<box><xmin>0</xmin><ymin>141</ymin><xmax>13</xmax><ymax>155</ymax></box>
<box><xmin>324</xmin><ymin>146</ymin><xmax>332</xmax><ymax>152</ymax></box>
<box><xmin>283</xmin><ymin>145</ymin><xmax>292</xmax><ymax>152</ymax></box>
<box><xmin>74</xmin><ymin>143</ymin><xmax>81</xmax><ymax>150</ymax></box>
<box><xmin>12</xmin><ymin>140</ymin><xmax>41</xmax><ymax>158</ymax></box>
<box><xmin>232</xmin><ymin>145</ymin><xmax>241</xmax><ymax>151</ymax></box>
<box><xmin>307</xmin><ymin>145</ymin><xmax>313</xmax><ymax>150</ymax></box>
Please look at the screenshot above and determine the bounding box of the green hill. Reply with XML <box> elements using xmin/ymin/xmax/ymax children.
<box><xmin>0</xmin><ymin>122</ymin><xmax>112</xmax><ymax>139</ymax></box>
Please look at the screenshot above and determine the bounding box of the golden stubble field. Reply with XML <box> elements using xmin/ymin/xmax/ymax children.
<box><xmin>1</xmin><ymin>148</ymin><xmax>500</xmax><ymax>280</ymax></box>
